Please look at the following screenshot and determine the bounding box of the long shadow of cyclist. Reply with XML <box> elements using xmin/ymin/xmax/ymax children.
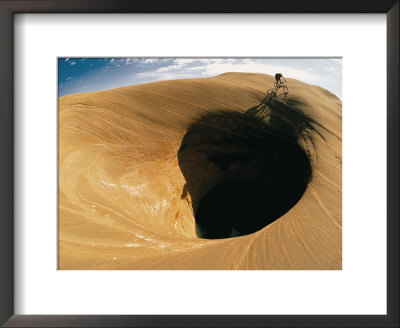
<box><xmin>245</xmin><ymin>77</ymin><xmax>326</xmax><ymax>147</ymax></box>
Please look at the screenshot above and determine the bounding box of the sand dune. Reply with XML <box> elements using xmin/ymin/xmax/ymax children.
<box><xmin>58</xmin><ymin>73</ymin><xmax>342</xmax><ymax>269</ymax></box>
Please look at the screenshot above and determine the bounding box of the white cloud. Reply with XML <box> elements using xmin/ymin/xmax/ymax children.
<box><xmin>144</xmin><ymin>58</ymin><xmax>322</xmax><ymax>84</ymax></box>
<box><xmin>330</xmin><ymin>58</ymin><xmax>342</xmax><ymax>64</ymax></box>
<box><xmin>173</xmin><ymin>58</ymin><xmax>198</xmax><ymax>66</ymax></box>
<box><xmin>134</xmin><ymin>71</ymin><xmax>192</xmax><ymax>81</ymax></box>
<box><xmin>156</xmin><ymin>64</ymin><xmax>181</xmax><ymax>73</ymax></box>
<box><xmin>123</xmin><ymin>58</ymin><xmax>140</xmax><ymax>65</ymax></box>
<box><xmin>70</xmin><ymin>61</ymin><xmax>76</xmax><ymax>66</ymax></box>
<box><xmin>141</xmin><ymin>58</ymin><xmax>159</xmax><ymax>64</ymax></box>
<box><xmin>202</xmin><ymin>61</ymin><xmax>322</xmax><ymax>82</ymax></box>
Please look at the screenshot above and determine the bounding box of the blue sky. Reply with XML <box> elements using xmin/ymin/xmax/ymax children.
<box><xmin>58</xmin><ymin>58</ymin><xmax>342</xmax><ymax>99</ymax></box>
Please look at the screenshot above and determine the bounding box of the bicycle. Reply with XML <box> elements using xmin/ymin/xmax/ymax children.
<box><xmin>274</xmin><ymin>77</ymin><xmax>287</xmax><ymax>91</ymax></box>
<box><xmin>274</xmin><ymin>75</ymin><xmax>289</xmax><ymax>101</ymax></box>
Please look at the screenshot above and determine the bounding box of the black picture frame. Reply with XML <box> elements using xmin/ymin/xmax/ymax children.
<box><xmin>0</xmin><ymin>1</ymin><xmax>398</xmax><ymax>327</ymax></box>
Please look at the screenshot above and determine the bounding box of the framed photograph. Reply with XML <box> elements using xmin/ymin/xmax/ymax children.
<box><xmin>0</xmin><ymin>1</ymin><xmax>398</xmax><ymax>327</ymax></box>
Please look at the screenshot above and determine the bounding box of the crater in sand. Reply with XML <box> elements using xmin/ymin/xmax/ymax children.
<box><xmin>178</xmin><ymin>110</ymin><xmax>313</xmax><ymax>239</ymax></box>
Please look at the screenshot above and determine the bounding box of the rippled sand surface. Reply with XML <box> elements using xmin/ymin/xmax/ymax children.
<box><xmin>59</xmin><ymin>73</ymin><xmax>342</xmax><ymax>269</ymax></box>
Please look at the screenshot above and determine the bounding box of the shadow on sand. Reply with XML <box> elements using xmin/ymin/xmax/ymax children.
<box><xmin>177</xmin><ymin>93</ymin><xmax>322</xmax><ymax>239</ymax></box>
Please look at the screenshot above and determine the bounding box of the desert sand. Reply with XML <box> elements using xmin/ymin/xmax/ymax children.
<box><xmin>58</xmin><ymin>73</ymin><xmax>342</xmax><ymax>269</ymax></box>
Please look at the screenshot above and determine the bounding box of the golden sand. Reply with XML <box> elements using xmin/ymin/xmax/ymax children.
<box><xmin>58</xmin><ymin>73</ymin><xmax>342</xmax><ymax>269</ymax></box>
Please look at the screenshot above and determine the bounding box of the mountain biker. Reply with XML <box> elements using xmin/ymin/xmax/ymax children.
<box><xmin>273</xmin><ymin>73</ymin><xmax>289</xmax><ymax>101</ymax></box>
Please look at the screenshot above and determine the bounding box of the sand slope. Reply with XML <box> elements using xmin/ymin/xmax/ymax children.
<box><xmin>58</xmin><ymin>73</ymin><xmax>342</xmax><ymax>269</ymax></box>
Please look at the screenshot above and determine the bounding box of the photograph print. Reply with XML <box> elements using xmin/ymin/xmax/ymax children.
<box><xmin>58</xmin><ymin>58</ymin><xmax>342</xmax><ymax>270</ymax></box>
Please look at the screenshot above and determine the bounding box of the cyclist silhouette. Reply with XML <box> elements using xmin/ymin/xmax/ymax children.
<box><xmin>273</xmin><ymin>73</ymin><xmax>289</xmax><ymax>101</ymax></box>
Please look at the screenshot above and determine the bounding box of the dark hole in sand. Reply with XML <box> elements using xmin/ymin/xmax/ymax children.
<box><xmin>178</xmin><ymin>104</ymin><xmax>315</xmax><ymax>239</ymax></box>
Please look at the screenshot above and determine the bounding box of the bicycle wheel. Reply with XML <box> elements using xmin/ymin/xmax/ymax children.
<box><xmin>282</xmin><ymin>86</ymin><xmax>289</xmax><ymax>94</ymax></box>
